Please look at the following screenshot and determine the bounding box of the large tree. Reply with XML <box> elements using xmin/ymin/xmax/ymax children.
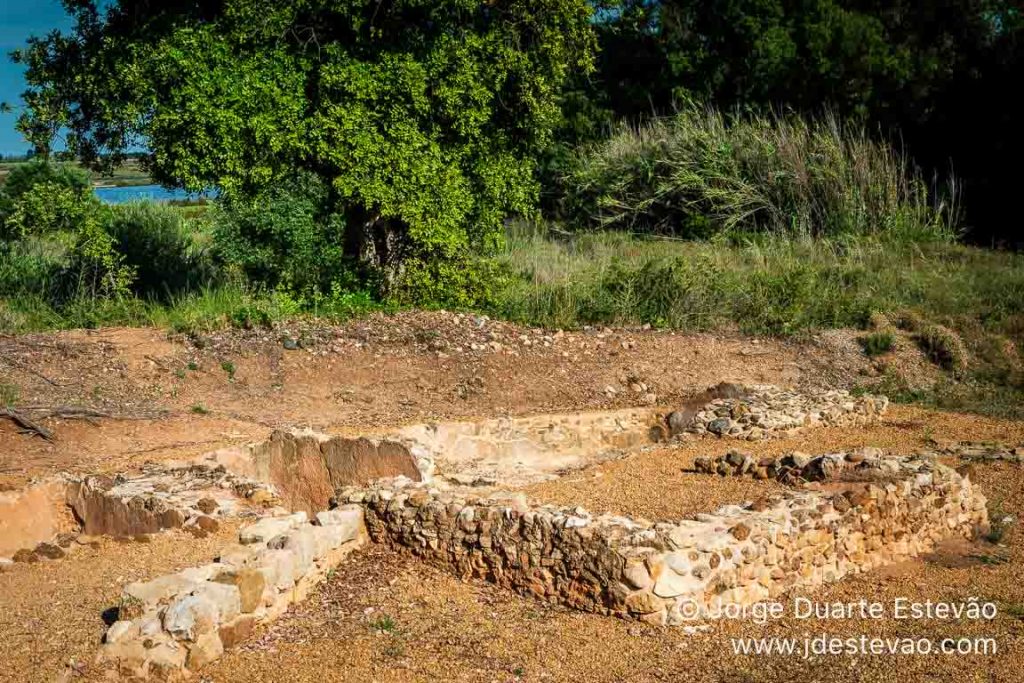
<box><xmin>15</xmin><ymin>0</ymin><xmax>595</xmax><ymax>291</ymax></box>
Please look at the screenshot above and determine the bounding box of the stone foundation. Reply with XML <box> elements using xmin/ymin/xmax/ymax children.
<box><xmin>341</xmin><ymin>452</ymin><xmax>987</xmax><ymax>626</ymax></box>
<box><xmin>97</xmin><ymin>506</ymin><xmax>366</xmax><ymax>680</ymax></box>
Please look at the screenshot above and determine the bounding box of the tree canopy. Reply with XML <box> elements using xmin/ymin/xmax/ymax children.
<box><xmin>16</xmin><ymin>0</ymin><xmax>595</xmax><ymax>293</ymax></box>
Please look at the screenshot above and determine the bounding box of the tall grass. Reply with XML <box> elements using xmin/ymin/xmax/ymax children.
<box><xmin>565</xmin><ymin>105</ymin><xmax>958</xmax><ymax>242</ymax></box>
<box><xmin>493</xmin><ymin>222</ymin><xmax>1024</xmax><ymax>336</ymax></box>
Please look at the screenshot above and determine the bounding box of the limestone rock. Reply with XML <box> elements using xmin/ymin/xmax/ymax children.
<box><xmin>214</xmin><ymin>569</ymin><xmax>265</xmax><ymax>613</ymax></box>
<box><xmin>186</xmin><ymin>631</ymin><xmax>224</xmax><ymax>669</ymax></box>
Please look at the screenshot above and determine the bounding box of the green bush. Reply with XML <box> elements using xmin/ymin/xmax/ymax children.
<box><xmin>212</xmin><ymin>172</ymin><xmax>350</xmax><ymax>297</ymax></box>
<box><xmin>103</xmin><ymin>202</ymin><xmax>217</xmax><ymax>301</ymax></box>
<box><xmin>859</xmin><ymin>331</ymin><xmax>896</xmax><ymax>357</ymax></box>
<box><xmin>564</xmin><ymin>105</ymin><xmax>958</xmax><ymax>243</ymax></box>
<box><xmin>1</xmin><ymin>161</ymin><xmax>96</xmax><ymax>239</ymax></box>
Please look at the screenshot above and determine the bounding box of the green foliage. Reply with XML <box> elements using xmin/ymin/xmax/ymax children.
<box><xmin>1</xmin><ymin>161</ymin><xmax>95</xmax><ymax>239</ymax></box>
<box><xmin>914</xmin><ymin>323</ymin><xmax>969</xmax><ymax>374</ymax></box>
<box><xmin>859</xmin><ymin>331</ymin><xmax>895</xmax><ymax>357</ymax></box>
<box><xmin>103</xmin><ymin>202</ymin><xmax>217</xmax><ymax>301</ymax></box>
<box><xmin>211</xmin><ymin>172</ymin><xmax>348</xmax><ymax>295</ymax></box>
<box><xmin>564</xmin><ymin>106</ymin><xmax>957</xmax><ymax>242</ymax></box>
<box><xmin>548</xmin><ymin>0</ymin><xmax>1023</xmax><ymax>244</ymax></box>
<box><xmin>18</xmin><ymin>0</ymin><xmax>596</xmax><ymax>293</ymax></box>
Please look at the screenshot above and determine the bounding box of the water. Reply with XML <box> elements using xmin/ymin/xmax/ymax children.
<box><xmin>93</xmin><ymin>184</ymin><xmax>206</xmax><ymax>204</ymax></box>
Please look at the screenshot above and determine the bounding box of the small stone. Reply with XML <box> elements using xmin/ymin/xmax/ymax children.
<box><xmin>12</xmin><ymin>549</ymin><xmax>38</xmax><ymax>563</ymax></box>
<box><xmin>667</xmin><ymin>411</ymin><xmax>690</xmax><ymax>435</ymax></box>
<box><xmin>707</xmin><ymin>417</ymin><xmax>732</xmax><ymax>435</ymax></box>
<box><xmin>34</xmin><ymin>542</ymin><xmax>65</xmax><ymax>560</ymax></box>
<box><xmin>105</xmin><ymin>620</ymin><xmax>135</xmax><ymax>644</ymax></box>
<box><xmin>133</xmin><ymin>534</ymin><xmax>152</xmax><ymax>543</ymax></box>
<box><xmin>282</xmin><ymin>337</ymin><xmax>299</xmax><ymax>350</ymax></box>
<box><xmin>196</xmin><ymin>516</ymin><xmax>220</xmax><ymax>533</ymax></box>
<box><xmin>196</xmin><ymin>497</ymin><xmax>219</xmax><ymax>514</ymax></box>
<box><xmin>730</xmin><ymin>523</ymin><xmax>751</xmax><ymax>541</ymax></box>
<box><xmin>218</xmin><ymin>615</ymin><xmax>256</xmax><ymax>649</ymax></box>
<box><xmin>55</xmin><ymin>532</ymin><xmax>78</xmax><ymax>548</ymax></box>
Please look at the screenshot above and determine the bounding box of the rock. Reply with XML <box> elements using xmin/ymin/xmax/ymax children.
<box><xmin>55</xmin><ymin>532</ymin><xmax>78</xmax><ymax>548</ymax></box>
<box><xmin>247</xmin><ymin>489</ymin><xmax>277</xmax><ymax>506</ymax></box>
<box><xmin>164</xmin><ymin>594</ymin><xmax>220</xmax><ymax>641</ymax></box>
<box><xmin>121</xmin><ymin>574</ymin><xmax>199</xmax><ymax>619</ymax></box>
<box><xmin>254</xmin><ymin>549</ymin><xmax>298</xmax><ymax>590</ymax></box>
<box><xmin>218</xmin><ymin>614</ymin><xmax>256</xmax><ymax>649</ymax></box>
<box><xmin>218</xmin><ymin>544</ymin><xmax>261</xmax><ymax>568</ymax></box>
<box><xmin>283</xmin><ymin>527</ymin><xmax>318</xmax><ymax>573</ymax></box>
<box><xmin>105</xmin><ymin>620</ymin><xmax>135</xmax><ymax>644</ymax></box>
<box><xmin>652</xmin><ymin>568</ymin><xmax>702</xmax><ymax>598</ymax></box>
<box><xmin>196</xmin><ymin>497</ymin><xmax>219</xmax><ymax>514</ymax></box>
<box><xmin>191</xmin><ymin>582</ymin><xmax>242</xmax><ymax>623</ymax></box>
<box><xmin>624</xmin><ymin>590</ymin><xmax>661</xmax><ymax>614</ymax></box>
<box><xmin>314</xmin><ymin>507</ymin><xmax>364</xmax><ymax>548</ymax></box>
<box><xmin>186</xmin><ymin>631</ymin><xmax>224</xmax><ymax>669</ymax></box>
<box><xmin>12</xmin><ymin>549</ymin><xmax>38</xmax><ymax>563</ymax></box>
<box><xmin>729</xmin><ymin>523</ymin><xmax>751</xmax><ymax>541</ymax></box>
<box><xmin>725</xmin><ymin>450</ymin><xmax>746</xmax><ymax>467</ymax></box>
<box><xmin>790</xmin><ymin>451</ymin><xmax>812</xmax><ymax>469</ymax></box>
<box><xmin>238</xmin><ymin>516</ymin><xmax>299</xmax><ymax>545</ymax></box>
<box><xmin>34</xmin><ymin>542</ymin><xmax>65</xmax><ymax>560</ymax></box>
<box><xmin>707</xmin><ymin>418</ymin><xmax>732</xmax><ymax>435</ymax></box>
<box><xmin>667</xmin><ymin>411</ymin><xmax>690</xmax><ymax>435</ymax></box>
<box><xmin>622</xmin><ymin>560</ymin><xmax>652</xmax><ymax>590</ymax></box>
<box><xmin>195</xmin><ymin>515</ymin><xmax>220</xmax><ymax>533</ymax></box>
<box><xmin>282</xmin><ymin>337</ymin><xmax>299</xmax><ymax>351</ymax></box>
<box><xmin>213</xmin><ymin>569</ymin><xmax>265</xmax><ymax>613</ymax></box>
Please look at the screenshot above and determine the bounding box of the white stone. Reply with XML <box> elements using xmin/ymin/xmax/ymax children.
<box><xmin>164</xmin><ymin>594</ymin><xmax>219</xmax><ymax>641</ymax></box>
<box><xmin>652</xmin><ymin>565</ymin><xmax>705</xmax><ymax>598</ymax></box>
<box><xmin>239</xmin><ymin>517</ymin><xmax>298</xmax><ymax>545</ymax></box>
<box><xmin>283</xmin><ymin>528</ymin><xmax>317</xmax><ymax>573</ymax></box>
<box><xmin>105</xmin><ymin>620</ymin><xmax>135</xmax><ymax>644</ymax></box>
<box><xmin>123</xmin><ymin>574</ymin><xmax>198</xmax><ymax>609</ymax></box>
<box><xmin>255</xmin><ymin>549</ymin><xmax>298</xmax><ymax>590</ymax></box>
<box><xmin>191</xmin><ymin>581</ymin><xmax>242</xmax><ymax>623</ymax></box>
<box><xmin>179</xmin><ymin>563</ymin><xmax>229</xmax><ymax>583</ymax></box>
<box><xmin>314</xmin><ymin>506</ymin><xmax>364</xmax><ymax>542</ymax></box>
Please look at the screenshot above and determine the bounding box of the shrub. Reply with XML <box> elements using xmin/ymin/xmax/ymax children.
<box><xmin>859</xmin><ymin>331</ymin><xmax>896</xmax><ymax>356</ymax></box>
<box><xmin>1</xmin><ymin>162</ymin><xmax>96</xmax><ymax>239</ymax></box>
<box><xmin>212</xmin><ymin>172</ymin><xmax>350</xmax><ymax>297</ymax></box>
<box><xmin>915</xmin><ymin>323</ymin><xmax>969</xmax><ymax>373</ymax></box>
<box><xmin>103</xmin><ymin>201</ymin><xmax>217</xmax><ymax>301</ymax></box>
<box><xmin>564</xmin><ymin>105</ymin><xmax>958</xmax><ymax>243</ymax></box>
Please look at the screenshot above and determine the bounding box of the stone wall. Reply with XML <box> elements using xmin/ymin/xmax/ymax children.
<box><xmin>342</xmin><ymin>452</ymin><xmax>987</xmax><ymax>626</ymax></box>
<box><xmin>682</xmin><ymin>386</ymin><xmax>888</xmax><ymax>439</ymax></box>
<box><xmin>97</xmin><ymin>506</ymin><xmax>366</xmax><ymax>680</ymax></box>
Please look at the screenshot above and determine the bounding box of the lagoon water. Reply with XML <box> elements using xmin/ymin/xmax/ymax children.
<box><xmin>93</xmin><ymin>184</ymin><xmax>204</xmax><ymax>204</ymax></box>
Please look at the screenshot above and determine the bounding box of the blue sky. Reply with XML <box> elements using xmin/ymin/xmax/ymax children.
<box><xmin>0</xmin><ymin>0</ymin><xmax>73</xmax><ymax>156</ymax></box>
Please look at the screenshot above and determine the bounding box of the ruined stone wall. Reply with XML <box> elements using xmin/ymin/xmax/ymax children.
<box><xmin>343</xmin><ymin>453</ymin><xmax>987</xmax><ymax>626</ymax></box>
<box><xmin>97</xmin><ymin>507</ymin><xmax>366</xmax><ymax>679</ymax></box>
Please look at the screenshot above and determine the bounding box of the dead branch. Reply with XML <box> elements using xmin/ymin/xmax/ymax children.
<box><xmin>0</xmin><ymin>407</ymin><xmax>54</xmax><ymax>440</ymax></box>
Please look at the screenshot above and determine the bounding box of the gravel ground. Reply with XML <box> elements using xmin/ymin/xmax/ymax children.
<box><xmin>0</xmin><ymin>523</ymin><xmax>238</xmax><ymax>683</ymax></box>
<box><xmin>519</xmin><ymin>404</ymin><xmax>1024</xmax><ymax>521</ymax></box>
